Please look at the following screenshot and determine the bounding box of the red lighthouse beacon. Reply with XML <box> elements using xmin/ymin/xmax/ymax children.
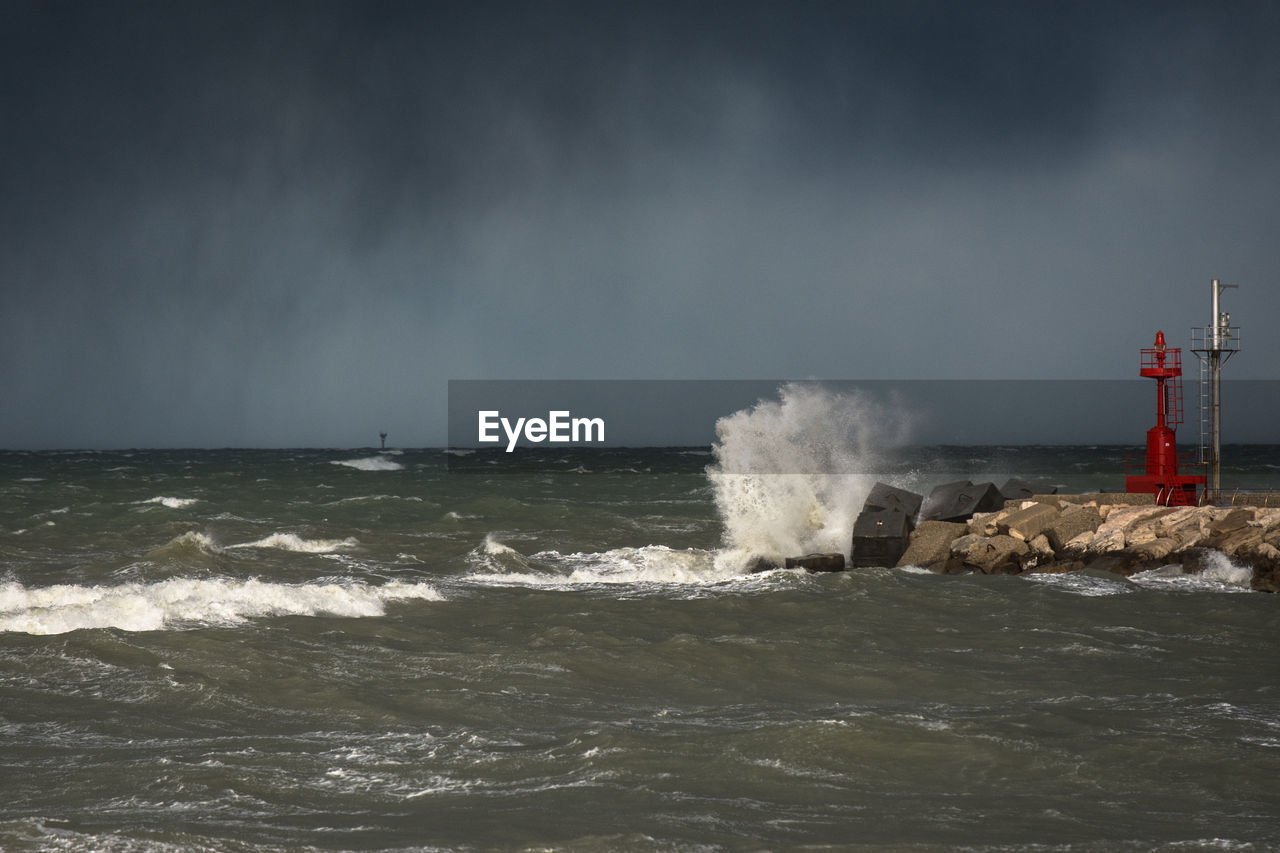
<box><xmin>1125</xmin><ymin>331</ymin><xmax>1205</xmax><ymax>505</ymax></box>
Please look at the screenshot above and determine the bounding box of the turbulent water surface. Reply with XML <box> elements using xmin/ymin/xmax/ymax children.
<box><xmin>2</xmin><ymin>437</ymin><xmax>1278</xmax><ymax>851</ymax></box>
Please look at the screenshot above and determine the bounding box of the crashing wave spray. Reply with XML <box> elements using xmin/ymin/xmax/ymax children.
<box><xmin>707</xmin><ymin>383</ymin><xmax>911</xmax><ymax>570</ymax></box>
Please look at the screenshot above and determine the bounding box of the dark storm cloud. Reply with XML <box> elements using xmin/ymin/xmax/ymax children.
<box><xmin>2</xmin><ymin>1</ymin><xmax>1278</xmax><ymax>447</ymax></box>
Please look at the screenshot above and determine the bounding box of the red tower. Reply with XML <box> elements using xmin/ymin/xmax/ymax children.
<box><xmin>1125</xmin><ymin>331</ymin><xmax>1205</xmax><ymax>506</ymax></box>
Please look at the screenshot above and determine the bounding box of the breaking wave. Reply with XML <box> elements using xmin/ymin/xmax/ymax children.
<box><xmin>332</xmin><ymin>456</ymin><xmax>404</xmax><ymax>471</ymax></box>
<box><xmin>145</xmin><ymin>531</ymin><xmax>223</xmax><ymax>560</ymax></box>
<box><xmin>229</xmin><ymin>533</ymin><xmax>360</xmax><ymax>553</ymax></box>
<box><xmin>137</xmin><ymin>496</ymin><xmax>199</xmax><ymax>509</ymax></box>
<box><xmin>706</xmin><ymin>383</ymin><xmax>912</xmax><ymax>570</ymax></box>
<box><xmin>0</xmin><ymin>578</ymin><xmax>443</xmax><ymax>635</ymax></box>
<box><xmin>465</xmin><ymin>537</ymin><xmax>773</xmax><ymax>593</ymax></box>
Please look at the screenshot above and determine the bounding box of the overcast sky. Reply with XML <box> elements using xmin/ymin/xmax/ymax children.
<box><xmin>1</xmin><ymin>0</ymin><xmax>1276</xmax><ymax>449</ymax></box>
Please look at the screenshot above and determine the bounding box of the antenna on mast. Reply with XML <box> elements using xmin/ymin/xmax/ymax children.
<box><xmin>1191</xmin><ymin>279</ymin><xmax>1240</xmax><ymax>501</ymax></box>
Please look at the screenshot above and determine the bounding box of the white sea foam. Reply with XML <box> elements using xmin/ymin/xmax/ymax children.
<box><xmin>482</xmin><ymin>533</ymin><xmax>518</xmax><ymax>555</ymax></box>
<box><xmin>154</xmin><ymin>531</ymin><xmax>223</xmax><ymax>555</ymax></box>
<box><xmin>1023</xmin><ymin>572</ymin><xmax>1134</xmax><ymax>597</ymax></box>
<box><xmin>1130</xmin><ymin>553</ymin><xmax>1253</xmax><ymax>593</ymax></box>
<box><xmin>138</xmin><ymin>496</ymin><xmax>199</xmax><ymax>509</ymax></box>
<box><xmin>467</xmin><ymin>543</ymin><xmax>767</xmax><ymax>591</ymax></box>
<box><xmin>707</xmin><ymin>383</ymin><xmax>911</xmax><ymax>569</ymax></box>
<box><xmin>549</xmin><ymin>545</ymin><xmax>729</xmax><ymax>585</ymax></box>
<box><xmin>331</xmin><ymin>456</ymin><xmax>404</xmax><ymax>471</ymax></box>
<box><xmin>330</xmin><ymin>494</ymin><xmax>423</xmax><ymax>505</ymax></box>
<box><xmin>229</xmin><ymin>533</ymin><xmax>360</xmax><ymax>553</ymax></box>
<box><xmin>0</xmin><ymin>578</ymin><xmax>443</xmax><ymax>635</ymax></box>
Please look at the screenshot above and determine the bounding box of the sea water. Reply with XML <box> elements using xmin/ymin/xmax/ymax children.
<box><xmin>2</xmin><ymin>396</ymin><xmax>1278</xmax><ymax>850</ymax></box>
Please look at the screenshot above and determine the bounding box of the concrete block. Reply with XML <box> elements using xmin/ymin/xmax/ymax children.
<box><xmin>997</xmin><ymin>502</ymin><xmax>1061</xmax><ymax>542</ymax></box>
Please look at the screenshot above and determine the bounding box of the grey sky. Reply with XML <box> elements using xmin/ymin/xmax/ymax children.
<box><xmin>1</xmin><ymin>0</ymin><xmax>1276</xmax><ymax>448</ymax></box>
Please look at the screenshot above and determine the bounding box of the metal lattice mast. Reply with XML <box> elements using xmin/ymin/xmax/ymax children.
<box><xmin>1190</xmin><ymin>279</ymin><xmax>1240</xmax><ymax>500</ymax></box>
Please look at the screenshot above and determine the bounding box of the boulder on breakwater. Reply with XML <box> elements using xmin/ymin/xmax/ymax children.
<box><xmin>890</xmin><ymin>494</ymin><xmax>1280</xmax><ymax>592</ymax></box>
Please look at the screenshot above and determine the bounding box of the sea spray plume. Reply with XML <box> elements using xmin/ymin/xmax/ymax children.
<box><xmin>707</xmin><ymin>383</ymin><xmax>912</xmax><ymax>570</ymax></box>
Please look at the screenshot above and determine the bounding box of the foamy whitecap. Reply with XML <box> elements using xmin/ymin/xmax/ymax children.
<box><xmin>482</xmin><ymin>534</ymin><xmax>518</xmax><ymax>555</ymax></box>
<box><xmin>331</xmin><ymin>456</ymin><xmax>404</xmax><ymax>471</ymax></box>
<box><xmin>152</xmin><ymin>530</ymin><xmax>223</xmax><ymax>555</ymax></box>
<box><xmin>138</xmin><ymin>496</ymin><xmax>199</xmax><ymax>509</ymax></box>
<box><xmin>1023</xmin><ymin>572</ymin><xmax>1133</xmax><ymax>597</ymax></box>
<box><xmin>0</xmin><ymin>578</ymin><xmax>444</xmax><ymax>635</ymax></box>
<box><xmin>1130</xmin><ymin>554</ymin><xmax>1253</xmax><ymax>593</ymax></box>
<box><xmin>468</xmin><ymin>544</ymin><xmax>745</xmax><ymax>590</ymax></box>
<box><xmin>229</xmin><ymin>533</ymin><xmax>359</xmax><ymax>553</ymax></box>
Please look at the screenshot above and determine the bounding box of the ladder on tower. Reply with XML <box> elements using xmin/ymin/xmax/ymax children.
<box><xmin>1192</xmin><ymin>327</ymin><xmax>1210</xmax><ymax>465</ymax></box>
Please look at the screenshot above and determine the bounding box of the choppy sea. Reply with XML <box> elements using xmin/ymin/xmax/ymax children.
<box><xmin>2</xmin><ymin>440</ymin><xmax>1278</xmax><ymax>851</ymax></box>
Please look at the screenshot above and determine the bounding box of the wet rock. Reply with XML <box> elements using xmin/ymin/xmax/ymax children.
<box><xmin>1025</xmin><ymin>559</ymin><xmax>1086</xmax><ymax>575</ymax></box>
<box><xmin>960</xmin><ymin>534</ymin><xmax>1029</xmax><ymax>575</ymax></box>
<box><xmin>1178</xmin><ymin>548</ymin><xmax>1221</xmax><ymax>575</ymax></box>
<box><xmin>785</xmin><ymin>553</ymin><xmax>846</xmax><ymax>572</ymax></box>
<box><xmin>745</xmin><ymin>556</ymin><xmax>783</xmax><ymax>574</ymax></box>
<box><xmin>1089</xmin><ymin>552</ymin><xmax>1149</xmax><ymax>576</ymax></box>
<box><xmin>896</xmin><ymin>520</ymin><xmax>968</xmax><ymax>572</ymax></box>
<box><xmin>1249</xmin><ymin>546</ymin><xmax>1280</xmax><ymax>592</ymax></box>
<box><xmin>933</xmin><ymin>558</ymin><xmax>972</xmax><ymax>574</ymax></box>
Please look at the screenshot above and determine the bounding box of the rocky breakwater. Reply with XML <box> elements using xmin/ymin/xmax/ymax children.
<box><xmin>897</xmin><ymin>495</ymin><xmax>1280</xmax><ymax>592</ymax></box>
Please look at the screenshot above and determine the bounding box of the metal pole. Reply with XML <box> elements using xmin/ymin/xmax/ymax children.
<box><xmin>1210</xmin><ymin>349</ymin><xmax>1221</xmax><ymax>497</ymax></box>
<box><xmin>1210</xmin><ymin>279</ymin><xmax>1221</xmax><ymax>498</ymax></box>
<box><xmin>1208</xmin><ymin>278</ymin><xmax>1238</xmax><ymax>500</ymax></box>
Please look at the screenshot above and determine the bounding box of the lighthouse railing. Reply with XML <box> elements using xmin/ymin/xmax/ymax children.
<box><xmin>1124</xmin><ymin>451</ymin><xmax>1207</xmax><ymax>479</ymax></box>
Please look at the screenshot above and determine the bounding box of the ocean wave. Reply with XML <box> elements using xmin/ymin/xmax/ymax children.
<box><xmin>0</xmin><ymin>578</ymin><xmax>444</xmax><ymax>635</ymax></box>
<box><xmin>481</xmin><ymin>533</ymin><xmax>517</xmax><ymax>555</ymax></box>
<box><xmin>707</xmin><ymin>383</ymin><xmax>910</xmax><ymax>563</ymax></box>
<box><xmin>137</xmin><ymin>496</ymin><xmax>199</xmax><ymax>509</ymax></box>
<box><xmin>1130</xmin><ymin>557</ymin><xmax>1253</xmax><ymax>593</ymax></box>
<box><xmin>329</xmin><ymin>494</ymin><xmax>424</xmax><ymax>505</ymax></box>
<box><xmin>331</xmin><ymin>456</ymin><xmax>404</xmax><ymax>471</ymax></box>
<box><xmin>148</xmin><ymin>530</ymin><xmax>223</xmax><ymax>558</ymax></box>
<box><xmin>229</xmin><ymin>533</ymin><xmax>360</xmax><ymax>553</ymax></box>
<box><xmin>466</xmin><ymin>542</ymin><xmax>756</xmax><ymax>591</ymax></box>
<box><xmin>1022</xmin><ymin>572</ymin><xmax>1135</xmax><ymax>597</ymax></box>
